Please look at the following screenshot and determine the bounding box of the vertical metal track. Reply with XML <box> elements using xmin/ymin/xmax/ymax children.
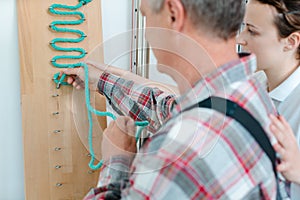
<box><xmin>130</xmin><ymin>0</ymin><xmax>149</xmax><ymax>78</ymax></box>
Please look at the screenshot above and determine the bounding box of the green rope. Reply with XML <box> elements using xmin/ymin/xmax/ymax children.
<box><xmin>82</xmin><ymin>62</ymin><xmax>148</xmax><ymax>170</ymax></box>
<box><xmin>49</xmin><ymin>0</ymin><xmax>148</xmax><ymax>170</ymax></box>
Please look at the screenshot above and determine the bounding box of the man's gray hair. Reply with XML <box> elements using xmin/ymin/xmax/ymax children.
<box><xmin>149</xmin><ymin>0</ymin><xmax>246</xmax><ymax>40</ymax></box>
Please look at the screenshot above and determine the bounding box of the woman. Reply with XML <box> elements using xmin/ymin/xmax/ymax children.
<box><xmin>236</xmin><ymin>0</ymin><xmax>300</xmax><ymax>199</ymax></box>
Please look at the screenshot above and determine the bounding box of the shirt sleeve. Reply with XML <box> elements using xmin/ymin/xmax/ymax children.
<box><xmin>97</xmin><ymin>72</ymin><xmax>176</xmax><ymax>132</ymax></box>
<box><xmin>83</xmin><ymin>130</ymin><xmax>194</xmax><ymax>200</ymax></box>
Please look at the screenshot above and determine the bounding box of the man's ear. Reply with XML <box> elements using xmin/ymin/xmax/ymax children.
<box><xmin>284</xmin><ymin>31</ymin><xmax>300</xmax><ymax>52</ymax></box>
<box><xmin>165</xmin><ymin>0</ymin><xmax>185</xmax><ymax>31</ymax></box>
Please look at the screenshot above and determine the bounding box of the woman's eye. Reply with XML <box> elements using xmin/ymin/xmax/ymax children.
<box><xmin>247</xmin><ymin>28</ymin><xmax>257</xmax><ymax>36</ymax></box>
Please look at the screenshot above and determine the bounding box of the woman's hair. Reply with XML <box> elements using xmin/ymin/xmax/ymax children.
<box><xmin>256</xmin><ymin>0</ymin><xmax>300</xmax><ymax>59</ymax></box>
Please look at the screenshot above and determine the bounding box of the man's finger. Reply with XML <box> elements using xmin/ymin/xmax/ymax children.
<box><xmin>67</xmin><ymin>76</ymin><xmax>74</xmax><ymax>84</ymax></box>
<box><xmin>115</xmin><ymin>117</ymin><xmax>129</xmax><ymax>134</ymax></box>
<box><xmin>116</xmin><ymin>117</ymin><xmax>136</xmax><ymax>136</ymax></box>
<box><xmin>126</xmin><ymin>118</ymin><xmax>136</xmax><ymax>136</ymax></box>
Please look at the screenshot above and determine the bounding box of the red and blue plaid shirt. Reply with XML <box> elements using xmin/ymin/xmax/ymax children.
<box><xmin>85</xmin><ymin>54</ymin><xmax>278</xmax><ymax>199</ymax></box>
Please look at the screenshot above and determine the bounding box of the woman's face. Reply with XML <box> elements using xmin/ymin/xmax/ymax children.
<box><xmin>237</xmin><ymin>0</ymin><xmax>286</xmax><ymax>71</ymax></box>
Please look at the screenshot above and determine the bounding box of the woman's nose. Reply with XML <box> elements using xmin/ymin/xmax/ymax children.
<box><xmin>236</xmin><ymin>34</ymin><xmax>247</xmax><ymax>46</ymax></box>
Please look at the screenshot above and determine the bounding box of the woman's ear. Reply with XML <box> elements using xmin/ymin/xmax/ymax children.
<box><xmin>284</xmin><ymin>31</ymin><xmax>300</xmax><ymax>52</ymax></box>
<box><xmin>165</xmin><ymin>0</ymin><xmax>185</xmax><ymax>31</ymax></box>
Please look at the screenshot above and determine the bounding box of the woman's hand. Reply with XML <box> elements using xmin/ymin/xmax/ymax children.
<box><xmin>270</xmin><ymin>114</ymin><xmax>300</xmax><ymax>184</ymax></box>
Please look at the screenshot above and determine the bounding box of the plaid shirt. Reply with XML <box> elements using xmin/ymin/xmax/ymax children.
<box><xmin>85</xmin><ymin>54</ymin><xmax>278</xmax><ymax>199</ymax></box>
<box><xmin>97</xmin><ymin>71</ymin><xmax>176</xmax><ymax>133</ymax></box>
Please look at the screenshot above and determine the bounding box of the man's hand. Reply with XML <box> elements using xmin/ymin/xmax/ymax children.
<box><xmin>102</xmin><ymin>116</ymin><xmax>137</xmax><ymax>162</ymax></box>
<box><xmin>62</xmin><ymin>61</ymin><xmax>108</xmax><ymax>90</ymax></box>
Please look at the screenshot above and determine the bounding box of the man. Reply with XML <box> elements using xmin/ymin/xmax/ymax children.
<box><xmin>65</xmin><ymin>0</ymin><xmax>278</xmax><ymax>199</ymax></box>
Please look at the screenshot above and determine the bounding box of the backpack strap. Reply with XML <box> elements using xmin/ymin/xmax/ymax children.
<box><xmin>181</xmin><ymin>96</ymin><xmax>281</xmax><ymax>199</ymax></box>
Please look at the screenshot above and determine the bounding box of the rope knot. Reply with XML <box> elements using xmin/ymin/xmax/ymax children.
<box><xmin>80</xmin><ymin>0</ymin><xmax>92</xmax><ymax>5</ymax></box>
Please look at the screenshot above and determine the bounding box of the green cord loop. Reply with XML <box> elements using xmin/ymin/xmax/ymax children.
<box><xmin>49</xmin><ymin>2</ymin><xmax>87</xmax><ymax>69</ymax></box>
<box><xmin>49</xmin><ymin>1</ymin><xmax>148</xmax><ymax>170</ymax></box>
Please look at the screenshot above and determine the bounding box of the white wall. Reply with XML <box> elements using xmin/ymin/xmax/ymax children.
<box><xmin>0</xmin><ymin>0</ymin><xmax>24</xmax><ymax>199</ymax></box>
<box><xmin>101</xmin><ymin>0</ymin><xmax>132</xmax><ymax>71</ymax></box>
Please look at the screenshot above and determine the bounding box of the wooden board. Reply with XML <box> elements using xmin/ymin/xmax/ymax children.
<box><xmin>17</xmin><ymin>0</ymin><xmax>106</xmax><ymax>199</ymax></box>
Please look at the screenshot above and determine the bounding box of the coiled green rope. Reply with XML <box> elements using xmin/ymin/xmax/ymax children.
<box><xmin>49</xmin><ymin>0</ymin><xmax>148</xmax><ymax>170</ymax></box>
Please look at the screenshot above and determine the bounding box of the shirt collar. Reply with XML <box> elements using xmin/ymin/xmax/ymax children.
<box><xmin>172</xmin><ymin>53</ymin><xmax>257</xmax><ymax>115</ymax></box>
<box><xmin>269</xmin><ymin>66</ymin><xmax>300</xmax><ymax>102</ymax></box>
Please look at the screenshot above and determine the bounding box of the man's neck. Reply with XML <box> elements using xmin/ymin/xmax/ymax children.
<box><xmin>200</xmin><ymin>38</ymin><xmax>239</xmax><ymax>69</ymax></box>
<box><xmin>176</xmin><ymin>38</ymin><xmax>239</xmax><ymax>94</ymax></box>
